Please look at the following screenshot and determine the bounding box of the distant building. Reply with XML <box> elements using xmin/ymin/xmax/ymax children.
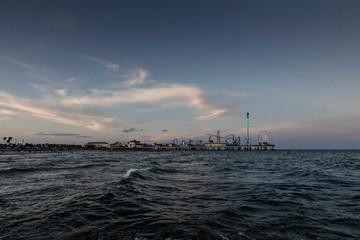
<box><xmin>128</xmin><ymin>139</ymin><xmax>142</xmax><ymax>148</ymax></box>
<box><xmin>111</xmin><ymin>142</ymin><xmax>125</xmax><ymax>149</ymax></box>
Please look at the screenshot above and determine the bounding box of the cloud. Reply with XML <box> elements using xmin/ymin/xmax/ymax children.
<box><xmin>83</xmin><ymin>55</ymin><xmax>120</xmax><ymax>71</ymax></box>
<box><xmin>65</xmin><ymin>77</ymin><xmax>76</xmax><ymax>82</ymax></box>
<box><xmin>82</xmin><ymin>57</ymin><xmax>149</xmax><ymax>86</ymax></box>
<box><xmin>34</xmin><ymin>132</ymin><xmax>92</xmax><ymax>138</ymax></box>
<box><xmin>123</xmin><ymin>128</ymin><xmax>136</xmax><ymax>133</ymax></box>
<box><xmin>0</xmin><ymin>90</ymin><xmax>114</xmax><ymax>131</ymax></box>
<box><xmin>122</xmin><ymin>128</ymin><xmax>143</xmax><ymax>133</ymax></box>
<box><xmin>62</xmin><ymin>83</ymin><xmax>229</xmax><ymax>120</ymax></box>
<box><xmin>55</xmin><ymin>89</ymin><xmax>67</xmax><ymax>96</ymax></box>
<box><xmin>0</xmin><ymin>109</ymin><xmax>17</xmax><ymax>115</ymax></box>
<box><xmin>195</xmin><ymin>109</ymin><xmax>228</xmax><ymax>120</ymax></box>
<box><xmin>124</xmin><ymin>68</ymin><xmax>149</xmax><ymax>86</ymax></box>
<box><xmin>5</xmin><ymin>57</ymin><xmax>35</xmax><ymax>71</ymax></box>
<box><xmin>30</xmin><ymin>83</ymin><xmax>47</xmax><ymax>92</ymax></box>
<box><xmin>0</xmin><ymin>61</ymin><xmax>244</xmax><ymax>132</ymax></box>
<box><xmin>0</xmin><ymin>108</ymin><xmax>18</xmax><ymax>121</ymax></box>
<box><xmin>5</xmin><ymin>57</ymin><xmax>52</xmax><ymax>83</ymax></box>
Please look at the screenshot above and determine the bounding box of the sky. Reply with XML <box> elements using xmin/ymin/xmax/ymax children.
<box><xmin>0</xmin><ymin>0</ymin><xmax>359</xmax><ymax>149</ymax></box>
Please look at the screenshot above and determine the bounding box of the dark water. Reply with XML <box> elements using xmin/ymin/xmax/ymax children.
<box><xmin>1</xmin><ymin>150</ymin><xmax>360</xmax><ymax>240</ymax></box>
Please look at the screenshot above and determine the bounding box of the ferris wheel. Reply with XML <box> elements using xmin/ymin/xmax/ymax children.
<box><xmin>258</xmin><ymin>130</ymin><xmax>272</xmax><ymax>145</ymax></box>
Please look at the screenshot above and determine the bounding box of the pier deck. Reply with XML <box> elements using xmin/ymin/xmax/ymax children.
<box><xmin>116</xmin><ymin>145</ymin><xmax>275</xmax><ymax>151</ymax></box>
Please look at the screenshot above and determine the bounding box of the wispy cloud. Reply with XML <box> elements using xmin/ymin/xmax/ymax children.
<box><xmin>83</xmin><ymin>55</ymin><xmax>120</xmax><ymax>71</ymax></box>
<box><xmin>5</xmin><ymin>57</ymin><xmax>52</xmax><ymax>83</ymax></box>
<box><xmin>34</xmin><ymin>132</ymin><xmax>92</xmax><ymax>138</ymax></box>
<box><xmin>61</xmin><ymin>83</ymin><xmax>229</xmax><ymax>120</ymax></box>
<box><xmin>0</xmin><ymin>108</ymin><xmax>18</xmax><ymax>121</ymax></box>
<box><xmin>0</xmin><ymin>61</ymin><xmax>243</xmax><ymax>131</ymax></box>
<box><xmin>0</xmin><ymin>109</ymin><xmax>17</xmax><ymax>115</ymax></box>
<box><xmin>0</xmin><ymin>90</ymin><xmax>114</xmax><ymax>131</ymax></box>
<box><xmin>124</xmin><ymin>68</ymin><xmax>149</xmax><ymax>86</ymax></box>
<box><xmin>5</xmin><ymin>57</ymin><xmax>35</xmax><ymax>71</ymax></box>
<box><xmin>30</xmin><ymin>83</ymin><xmax>47</xmax><ymax>93</ymax></box>
<box><xmin>82</xmin><ymin>56</ymin><xmax>151</xmax><ymax>86</ymax></box>
<box><xmin>195</xmin><ymin>109</ymin><xmax>228</xmax><ymax>120</ymax></box>
<box><xmin>55</xmin><ymin>88</ymin><xmax>67</xmax><ymax>96</ymax></box>
<box><xmin>65</xmin><ymin>77</ymin><xmax>76</xmax><ymax>82</ymax></box>
<box><xmin>123</xmin><ymin>128</ymin><xmax>143</xmax><ymax>133</ymax></box>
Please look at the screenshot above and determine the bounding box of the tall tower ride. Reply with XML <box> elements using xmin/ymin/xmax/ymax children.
<box><xmin>246</xmin><ymin>112</ymin><xmax>250</xmax><ymax>145</ymax></box>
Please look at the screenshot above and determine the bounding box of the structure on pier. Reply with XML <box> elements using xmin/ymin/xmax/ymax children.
<box><xmin>113</xmin><ymin>112</ymin><xmax>275</xmax><ymax>151</ymax></box>
<box><xmin>200</xmin><ymin>112</ymin><xmax>274</xmax><ymax>150</ymax></box>
<box><xmin>116</xmin><ymin>144</ymin><xmax>274</xmax><ymax>151</ymax></box>
<box><xmin>246</xmin><ymin>112</ymin><xmax>251</xmax><ymax>145</ymax></box>
<box><xmin>258</xmin><ymin>130</ymin><xmax>272</xmax><ymax>145</ymax></box>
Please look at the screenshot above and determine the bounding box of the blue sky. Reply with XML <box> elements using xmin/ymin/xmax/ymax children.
<box><xmin>0</xmin><ymin>0</ymin><xmax>359</xmax><ymax>148</ymax></box>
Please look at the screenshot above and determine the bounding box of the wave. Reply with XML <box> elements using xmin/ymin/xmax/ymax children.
<box><xmin>149</xmin><ymin>166</ymin><xmax>179</xmax><ymax>174</ymax></box>
<box><xmin>0</xmin><ymin>167</ymin><xmax>40</xmax><ymax>174</ymax></box>
<box><xmin>122</xmin><ymin>167</ymin><xmax>152</xmax><ymax>179</ymax></box>
<box><xmin>3</xmin><ymin>150</ymin><xmax>360</xmax><ymax>240</ymax></box>
<box><xmin>0</xmin><ymin>163</ymin><xmax>108</xmax><ymax>175</ymax></box>
<box><xmin>97</xmin><ymin>229</ymin><xmax>246</xmax><ymax>240</ymax></box>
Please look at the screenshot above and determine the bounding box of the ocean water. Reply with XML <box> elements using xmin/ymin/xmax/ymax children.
<box><xmin>1</xmin><ymin>150</ymin><xmax>360</xmax><ymax>240</ymax></box>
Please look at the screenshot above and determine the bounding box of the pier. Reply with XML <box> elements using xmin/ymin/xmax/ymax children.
<box><xmin>115</xmin><ymin>144</ymin><xmax>275</xmax><ymax>151</ymax></box>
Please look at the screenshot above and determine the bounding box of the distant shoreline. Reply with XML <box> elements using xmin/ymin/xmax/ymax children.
<box><xmin>0</xmin><ymin>146</ymin><xmax>274</xmax><ymax>155</ymax></box>
<box><xmin>0</xmin><ymin>149</ymin><xmax>106</xmax><ymax>156</ymax></box>
<box><xmin>1</xmin><ymin>148</ymin><xmax>357</xmax><ymax>156</ymax></box>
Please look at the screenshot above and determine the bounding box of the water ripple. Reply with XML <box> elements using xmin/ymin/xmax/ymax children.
<box><xmin>1</xmin><ymin>150</ymin><xmax>360</xmax><ymax>239</ymax></box>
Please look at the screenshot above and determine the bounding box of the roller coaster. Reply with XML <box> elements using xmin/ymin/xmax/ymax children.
<box><xmin>208</xmin><ymin>134</ymin><xmax>241</xmax><ymax>146</ymax></box>
<box><xmin>179</xmin><ymin>139</ymin><xmax>203</xmax><ymax>146</ymax></box>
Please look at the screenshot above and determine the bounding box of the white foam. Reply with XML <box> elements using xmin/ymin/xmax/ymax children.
<box><xmin>123</xmin><ymin>167</ymin><xmax>151</xmax><ymax>178</ymax></box>
<box><xmin>219</xmin><ymin>235</ymin><xmax>229</xmax><ymax>240</ymax></box>
<box><xmin>238</xmin><ymin>231</ymin><xmax>253</xmax><ymax>240</ymax></box>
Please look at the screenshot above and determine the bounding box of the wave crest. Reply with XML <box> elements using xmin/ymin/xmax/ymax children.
<box><xmin>123</xmin><ymin>167</ymin><xmax>152</xmax><ymax>179</ymax></box>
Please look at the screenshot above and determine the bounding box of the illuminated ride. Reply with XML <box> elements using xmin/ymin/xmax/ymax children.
<box><xmin>176</xmin><ymin>139</ymin><xmax>202</xmax><ymax>146</ymax></box>
<box><xmin>208</xmin><ymin>134</ymin><xmax>241</xmax><ymax>146</ymax></box>
<box><xmin>258</xmin><ymin>130</ymin><xmax>272</xmax><ymax>145</ymax></box>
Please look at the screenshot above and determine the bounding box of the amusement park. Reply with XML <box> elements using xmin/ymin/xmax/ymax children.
<box><xmin>111</xmin><ymin>112</ymin><xmax>275</xmax><ymax>151</ymax></box>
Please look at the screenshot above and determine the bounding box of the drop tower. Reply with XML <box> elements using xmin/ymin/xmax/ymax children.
<box><xmin>246</xmin><ymin>112</ymin><xmax>250</xmax><ymax>145</ymax></box>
